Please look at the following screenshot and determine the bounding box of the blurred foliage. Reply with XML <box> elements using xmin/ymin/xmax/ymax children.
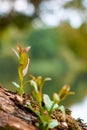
<box><xmin>64</xmin><ymin>0</ymin><xmax>85</xmax><ymax>10</ymax></box>
<box><xmin>0</xmin><ymin>23</ymin><xmax>87</xmax><ymax>106</ymax></box>
<box><xmin>25</xmin><ymin>25</ymin><xmax>87</xmax><ymax>105</ymax></box>
<box><xmin>26</xmin><ymin>28</ymin><xmax>58</xmax><ymax>59</ymax></box>
<box><xmin>0</xmin><ymin>0</ymin><xmax>87</xmax><ymax>30</ymax></box>
<box><xmin>0</xmin><ymin>0</ymin><xmax>87</xmax><ymax>106</ymax></box>
<box><xmin>0</xmin><ymin>56</ymin><xmax>18</xmax><ymax>90</ymax></box>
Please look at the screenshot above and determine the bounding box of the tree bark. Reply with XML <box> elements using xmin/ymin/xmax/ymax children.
<box><xmin>0</xmin><ymin>86</ymin><xmax>39</xmax><ymax>130</ymax></box>
<box><xmin>0</xmin><ymin>86</ymin><xmax>87</xmax><ymax>130</ymax></box>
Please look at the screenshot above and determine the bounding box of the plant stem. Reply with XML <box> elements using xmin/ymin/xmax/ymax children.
<box><xmin>23</xmin><ymin>80</ymin><xmax>30</xmax><ymax>87</ymax></box>
<box><xmin>49</xmin><ymin>102</ymin><xmax>56</xmax><ymax>115</ymax></box>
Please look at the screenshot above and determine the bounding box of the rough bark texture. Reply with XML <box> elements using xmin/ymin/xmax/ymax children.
<box><xmin>0</xmin><ymin>86</ymin><xmax>87</xmax><ymax>130</ymax></box>
<box><xmin>0</xmin><ymin>86</ymin><xmax>39</xmax><ymax>130</ymax></box>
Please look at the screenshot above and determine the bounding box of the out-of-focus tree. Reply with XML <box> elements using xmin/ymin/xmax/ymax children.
<box><xmin>0</xmin><ymin>0</ymin><xmax>87</xmax><ymax>30</ymax></box>
<box><xmin>0</xmin><ymin>0</ymin><xmax>87</xmax><ymax>106</ymax></box>
<box><xmin>64</xmin><ymin>0</ymin><xmax>86</xmax><ymax>10</ymax></box>
<box><xmin>0</xmin><ymin>0</ymin><xmax>40</xmax><ymax>30</ymax></box>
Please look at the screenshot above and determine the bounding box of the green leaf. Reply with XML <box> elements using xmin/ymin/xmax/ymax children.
<box><xmin>58</xmin><ymin>85</ymin><xmax>74</xmax><ymax>101</ymax></box>
<box><xmin>23</xmin><ymin>58</ymin><xmax>29</xmax><ymax>77</ymax></box>
<box><xmin>12</xmin><ymin>81</ymin><xmax>20</xmax><ymax>88</ymax></box>
<box><xmin>30</xmin><ymin>80</ymin><xmax>38</xmax><ymax>93</ymax></box>
<box><xmin>49</xmin><ymin>119</ymin><xmax>58</xmax><ymax>129</ymax></box>
<box><xmin>12</xmin><ymin>48</ymin><xmax>20</xmax><ymax>59</ymax></box>
<box><xmin>53</xmin><ymin>93</ymin><xmax>60</xmax><ymax>103</ymax></box>
<box><xmin>43</xmin><ymin>94</ymin><xmax>58</xmax><ymax>112</ymax></box>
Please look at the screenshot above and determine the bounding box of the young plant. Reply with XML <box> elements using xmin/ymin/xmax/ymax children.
<box><xmin>53</xmin><ymin>85</ymin><xmax>75</xmax><ymax>103</ymax></box>
<box><xmin>12</xmin><ymin>44</ymin><xmax>30</xmax><ymax>95</ymax></box>
<box><xmin>28</xmin><ymin>75</ymin><xmax>59</xmax><ymax>130</ymax></box>
<box><xmin>52</xmin><ymin>85</ymin><xmax>75</xmax><ymax>120</ymax></box>
<box><xmin>12</xmin><ymin>44</ymin><xmax>74</xmax><ymax>130</ymax></box>
<box><xmin>28</xmin><ymin>76</ymin><xmax>74</xmax><ymax>129</ymax></box>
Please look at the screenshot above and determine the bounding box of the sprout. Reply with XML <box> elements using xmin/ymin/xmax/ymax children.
<box><xmin>12</xmin><ymin>44</ymin><xmax>74</xmax><ymax>130</ymax></box>
<box><xmin>12</xmin><ymin>44</ymin><xmax>30</xmax><ymax>95</ymax></box>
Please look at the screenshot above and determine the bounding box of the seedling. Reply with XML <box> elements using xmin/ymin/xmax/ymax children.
<box><xmin>12</xmin><ymin>44</ymin><xmax>30</xmax><ymax>95</ymax></box>
<box><xmin>12</xmin><ymin>44</ymin><xmax>74</xmax><ymax>130</ymax></box>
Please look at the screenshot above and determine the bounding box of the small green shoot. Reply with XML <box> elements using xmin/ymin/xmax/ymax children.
<box><xmin>53</xmin><ymin>85</ymin><xmax>75</xmax><ymax>104</ymax></box>
<box><xmin>28</xmin><ymin>75</ymin><xmax>74</xmax><ymax>129</ymax></box>
<box><xmin>12</xmin><ymin>44</ymin><xmax>74</xmax><ymax>130</ymax></box>
<box><xmin>28</xmin><ymin>75</ymin><xmax>58</xmax><ymax>130</ymax></box>
<box><xmin>12</xmin><ymin>44</ymin><xmax>30</xmax><ymax>95</ymax></box>
<box><xmin>29</xmin><ymin>75</ymin><xmax>51</xmax><ymax>111</ymax></box>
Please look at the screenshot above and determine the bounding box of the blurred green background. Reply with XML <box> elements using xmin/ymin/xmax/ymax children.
<box><xmin>0</xmin><ymin>0</ymin><xmax>87</xmax><ymax>109</ymax></box>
